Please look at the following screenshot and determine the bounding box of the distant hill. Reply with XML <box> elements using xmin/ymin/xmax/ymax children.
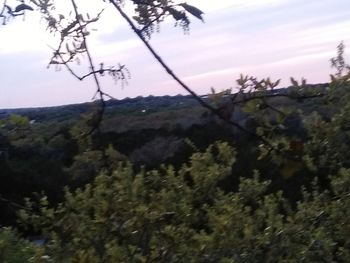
<box><xmin>0</xmin><ymin>94</ymin><xmax>206</xmax><ymax>123</ymax></box>
<box><xmin>0</xmin><ymin>83</ymin><xmax>329</xmax><ymax>123</ymax></box>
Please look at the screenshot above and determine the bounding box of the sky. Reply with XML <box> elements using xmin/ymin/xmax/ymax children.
<box><xmin>1</xmin><ymin>0</ymin><xmax>350</xmax><ymax>109</ymax></box>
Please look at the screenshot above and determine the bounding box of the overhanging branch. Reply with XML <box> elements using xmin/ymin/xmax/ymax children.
<box><xmin>109</xmin><ymin>0</ymin><xmax>272</xmax><ymax>145</ymax></box>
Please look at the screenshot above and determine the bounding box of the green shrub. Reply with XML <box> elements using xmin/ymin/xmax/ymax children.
<box><xmin>18</xmin><ymin>142</ymin><xmax>350</xmax><ymax>262</ymax></box>
<box><xmin>0</xmin><ymin>227</ymin><xmax>40</xmax><ymax>263</ymax></box>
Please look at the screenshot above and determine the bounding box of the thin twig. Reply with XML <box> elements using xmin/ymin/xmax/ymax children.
<box><xmin>0</xmin><ymin>0</ymin><xmax>7</xmax><ymax>16</ymax></box>
<box><xmin>79</xmin><ymin>67</ymin><xmax>125</xmax><ymax>81</ymax></box>
<box><xmin>262</xmin><ymin>99</ymin><xmax>287</xmax><ymax>116</ymax></box>
<box><xmin>0</xmin><ymin>195</ymin><xmax>28</xmax><ymax>211</ymax></box>
<box><xmin>70</xmin><ymin>0</ymin><xmax>105</xmax><ymax>135</ymax></box>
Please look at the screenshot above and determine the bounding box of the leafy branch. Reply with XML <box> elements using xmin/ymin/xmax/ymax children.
<box><xmin>330</xmin><ymin>41</ymin><xmax>350</xmax><ymax>78</ymax></box>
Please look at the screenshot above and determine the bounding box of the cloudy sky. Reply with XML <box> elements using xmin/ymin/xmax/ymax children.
<box><xmin>1</xmin><ymin>0</ymin><xmax>350</xmax><ymax>108</ymax></box>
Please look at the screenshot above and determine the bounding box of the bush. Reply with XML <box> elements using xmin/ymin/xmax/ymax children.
<box><xmin>18</xmin><ymin>142</ymin><xmax>350</xmax><ymax>262</ymax></box>
<box><xmin>0</xmin><ymin>227</ymin><xmax>39</xmax><ymax>263</ymax></box>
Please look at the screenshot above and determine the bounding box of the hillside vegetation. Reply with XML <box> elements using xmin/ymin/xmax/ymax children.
<box><xmin>2</xmin><ymin>0</ymin><xmax>350</xmax><ymax>261</ymax></box>
<box><xmin>1</xmin><ymin>71</ymin><xmax>350</xmax><ymax>261</ymax></box>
